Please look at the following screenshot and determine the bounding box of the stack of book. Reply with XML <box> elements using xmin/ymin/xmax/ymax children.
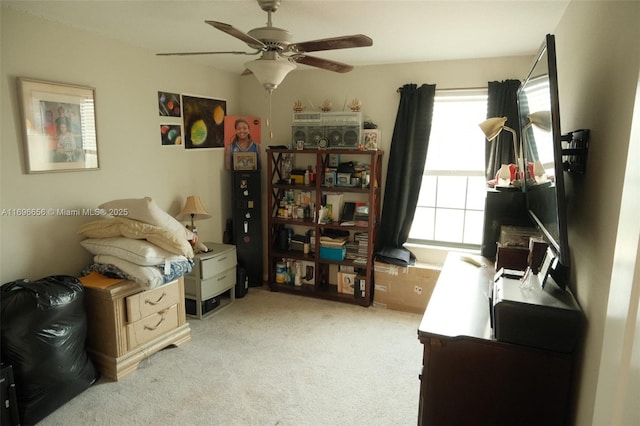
<box><xmin>345</xmin><ymin>240</ymin><xmax>360</xmax><ymax>261</ymax></box>
<box><xmin>320</xmin><ymin>235</ymin><xmax>348</xmax><ymax>248</ymax></box>
<box><xmin>353</xmin><ymin>232</ymin><xmax>369</xmax><ymax>265</ymax></box>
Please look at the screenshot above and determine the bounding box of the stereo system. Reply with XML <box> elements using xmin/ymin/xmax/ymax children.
<box><xmin>292</xmin><ymin>112</ymin><xmax>362</xmax><ymax>149</ymax></box>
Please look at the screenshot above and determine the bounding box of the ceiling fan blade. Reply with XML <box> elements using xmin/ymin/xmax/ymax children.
<box><xmin>289</xmin><ymin>34</ymin><xmax>372</xmax><ymax>53</ymax></box>
<box><xmin>157</xmin><ymin>50</ymin><xmax>260</xmax><ymax>56</ymax></box>
<box><xmin>206</xmin><ymin>20</ymin><xmax>266</xmax><ymax>50</ymax></box>
<box><xmin>291</xmin><ymin>55</ymin><xmax>353</xmax><ymax>73</ymax></box>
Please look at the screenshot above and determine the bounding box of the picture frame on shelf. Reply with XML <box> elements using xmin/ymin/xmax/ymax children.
<box><xmin>233</xmin><ymin>152</ymin><xmax>257</xmax><ymax>170</ymax></box>
<box><xmin>324</xmin><ymin>171</ymin><xmax>336</xmax><ymax>187</ymax></box>
<box><xmin>363</xmin><ymin>129</ymin><xmax>380</xmax><ymax>151</ymax></box>
<box><xmin>17</xmin><ymin>77</ymin><xmax>99</xmax><ymax>173</ymax></box>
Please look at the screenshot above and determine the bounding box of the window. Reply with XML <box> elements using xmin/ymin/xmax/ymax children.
<box><xmin>408</xmin><ymin>89</ymin><xmax>488</xmax><ymax>248</ymax></box>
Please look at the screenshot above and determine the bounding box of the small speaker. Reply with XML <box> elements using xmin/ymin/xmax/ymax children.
<box><xmin>343</xmin><ymin>127</ymin><xmax>360</xmax><ymax>147</ymax></box>
<box><xmin>308</xmin><ymin>126</ymin><xmax>324</xmax><ymax>148</ymax></box>
<box><xmin>326</xmin><ymin>125</ymin><xmax>361</xmax><ymax>149</ymax></box>
<box><xmin>326</xmin><ymin>126</ymin><xmax>343</xmax><ymax>147</ymax></box>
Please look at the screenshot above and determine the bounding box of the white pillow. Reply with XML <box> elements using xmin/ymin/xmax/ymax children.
<box><xmin>78</xmin><ymin>217</ymin><xmax>194</xmax><ymax>258</ymax></box>
<box><xmin>93</xmin><ymin>254</ymin><xmax>164</xmax><ymax>290</ymax></box>
<box><xmin>99</xmin><ymin>197</ymin><xmax>193</xmax><ymax>241</ymax></box>
<box><xmin>80</xmin><ymin>237</ymin><xmax>186</xmax><ymax>266</ymax></box>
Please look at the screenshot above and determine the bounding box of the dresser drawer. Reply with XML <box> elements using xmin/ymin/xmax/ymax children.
<box><xmin>126</xmin><ymin>303</ymin><xmax>179</xmax><ymax>349</ymax></box>
<box><xmin>201</xmin><ymin>267</ymin><xmax>236</xmax><ymax>300</ymax></box>
<box><xmin>126</xmin><ymin>280</ymin><xmax>180</xmax><ymax>322</ymax></box>
<box><xmin>200</xmin><ymin>251</ymin><xmax>236</xmax><ymax>280</ymax></box>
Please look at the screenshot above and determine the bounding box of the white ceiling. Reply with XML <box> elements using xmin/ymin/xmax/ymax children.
<box><xmin>3</xmin><ymin>0</ymin><xmax>570</xmax><ymax>74</ymax></box>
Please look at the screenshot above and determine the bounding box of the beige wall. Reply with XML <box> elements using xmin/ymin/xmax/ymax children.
<box><xmin>553</xmin><ymin>2</ymin><xmax>640</xmax><ymax>425</ymax></box>
<box><xmin>1</xmin><ymin>9</ymin><xmax>240</xmax><ymax>282</ymax></box>
<box><xmin>2</xmin><ymin>2</ymin><xmax>639</xmax><ymax>425</ymax></box>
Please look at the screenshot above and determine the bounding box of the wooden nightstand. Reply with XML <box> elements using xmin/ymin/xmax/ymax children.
<box><xmin>81</xmin><ymin>275</ymin><xmax>191</xmax><ymax>381</ymax></box>
<box><xmin>184</xmin><ymin>243</ymin><xmax>237</xmax><ymax>319</ymax></box>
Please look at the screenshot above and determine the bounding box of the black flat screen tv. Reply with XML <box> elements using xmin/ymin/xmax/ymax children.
<box><xmin>517</xmin><ymin>34</ymin><xmax>570</xmax><ymax>288</ymax></box>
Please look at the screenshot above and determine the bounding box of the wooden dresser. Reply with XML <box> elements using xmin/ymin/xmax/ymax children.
<box><xmin>81</xmin><ymin>275</ymin><xmax>191</xmax><ymax>381</ymax></box>
<box><xmin>417</xmin><ymin>253</ymin><xmax>578</xmax><ymax>425</ymax></box>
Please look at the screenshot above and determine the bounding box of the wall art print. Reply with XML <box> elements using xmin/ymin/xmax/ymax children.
<box><xmin>158</xmin><ymin>91</ymin><xmax>181</xmax><ymax>117</ymax></box>
<box><xmin>224</xmin><ymin>116</ymin><xmax>261</xmax><ymax>170</ymax></box>
<box><xmin>182</xmin><ymin>95</ymin><xmax>226</xmax><ymax>149</ymax></box>
<box><xmin>160</xmin><ymin>124</ymin><xmax>182</xmax><ymax>145</ymax></box>
<box><xmin>17</xmin><ymin>77</ymin><xmax>99</xmax><ymax>173</ymax></box>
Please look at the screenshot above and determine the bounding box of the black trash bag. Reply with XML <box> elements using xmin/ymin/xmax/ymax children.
<box><xmin>0</xmin><ymin>275</ymin><xmax>99</xmax><ymax>425</ymax></box>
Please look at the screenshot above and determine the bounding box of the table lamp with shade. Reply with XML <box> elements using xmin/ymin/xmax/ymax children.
<box><xmin>521</xmin><ymin>111</ymin><xmax>552</xmax><ymax>185</ymax></box>
<box><xmin>479</xmin><ymin>116</ymin><xmax>520</xmax><ymax>186</ymax></box>
<box><xmin>177</xmin><ymin>196</ymin><xmax>211</xmax><ymax>252</ymax></box>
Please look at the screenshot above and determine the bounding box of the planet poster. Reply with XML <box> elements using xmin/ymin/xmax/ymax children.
<box><xmin>182</xmin><ymin>95</ymin><xmax>226</xmax><ymax>149</ymax></box>
<box><xmin>160</xmin><ymin>124</ymin><xmax>182</xmax><ymax>145</ymax></box>
<box><xmin>158</xmin><ymin>91</ymin><xmax>181</xmax><ymax>117</ymax></box>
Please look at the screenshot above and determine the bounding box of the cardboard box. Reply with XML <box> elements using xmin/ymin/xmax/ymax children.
<box><xmin>373</xmin><ymin>261</ymin><xmax>441</xmax><ymax>314</ymax></box>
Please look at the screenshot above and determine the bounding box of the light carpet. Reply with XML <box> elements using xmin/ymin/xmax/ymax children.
<box><xmin>39</xmin><ymin>286</ymin><xmax>424</xmax><ymax>426</ymax></box>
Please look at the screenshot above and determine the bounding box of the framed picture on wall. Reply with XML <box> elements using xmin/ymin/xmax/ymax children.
<box><xmin>182</xmin><ymin>94</ymin><xmax>226</xmax><ymax>149</ymax></box>
<box><xmin>160</xmin><ymin>124</ymin><xmax>182</xmax><ymax>145</ymax></box>
<box><xmin>17</xmin><ymin>77</ymin><xmax>99</xmax><ymax>173</ymax></box>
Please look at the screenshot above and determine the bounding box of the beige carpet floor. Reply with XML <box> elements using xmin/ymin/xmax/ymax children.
<box><xmin>39</xmin><ymin>286</ymin><xmax>424</xmax><ymax>426</ymax></box>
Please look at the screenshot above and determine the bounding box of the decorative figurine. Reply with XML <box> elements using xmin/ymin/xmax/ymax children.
<box><xmin>320</xmin><ymin>99</ymin><xmax>332</xmax><ymax>112</ymax></box>
<box><xmin>348</xmin><ymin>98</ymin><xmax>362</xmax><ymax>112</ymax></box>
<box><xmin>293</xmin><ymin>100</ymin><xmax>305</xmax><ymax>112</ymax></box>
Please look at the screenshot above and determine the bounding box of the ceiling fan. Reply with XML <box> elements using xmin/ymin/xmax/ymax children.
<box><xmin>157</xmin><ymin>0</ymin><xmax>373</xmax><ymax>92</ymax></box>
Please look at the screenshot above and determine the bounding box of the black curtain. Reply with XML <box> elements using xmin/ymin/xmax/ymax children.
<box><xmin>485</xmin><ymin>79</ymin><xmax>521</xmax><ymax>181</ymax></box>
<box><xmin>375</xmin><ymin>83</ymin><xmax>436</xmax><ymax>265</ymax></box>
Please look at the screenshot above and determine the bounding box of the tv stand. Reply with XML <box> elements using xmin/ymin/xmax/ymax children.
<box><xmin>417</xmin><ymin>252</ymin><xmax>578</xmax><ymax>425</ymax></box>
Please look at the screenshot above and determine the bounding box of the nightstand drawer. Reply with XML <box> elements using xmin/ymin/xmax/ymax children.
<box><xmin>126</xmin><ymin>304</ymin><xmax>179</xmax><ymax>349</ymax></box>
<box><xmin>126</xmin><ymin>280</ymin><xmax>180</xmax><ymax>322</ymax></box>
<box><xmin>200</xmin><ymin>267</ymin><xmax>235</xmax><ymax>300</ymax></box>
<box><xmin>200</xmin><ymin>252</ymin><xmax>236</xmax><ymax>280</ymax></box>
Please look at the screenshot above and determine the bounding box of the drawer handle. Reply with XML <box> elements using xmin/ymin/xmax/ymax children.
<box><xmin>217</xmin><ymin>274</ymin><xmax>227</xmax><ymax>282</ymax></box>
<box><xmin>144</xmin><ymin>312</ymin><xmax>166</xmax><ymax>331</ymax></box>
<box><xmin>145</xmin><ymin>292</ymin><xmax>167</xmax><ymax>306</ymax></box>
<box><xmin>217</xmin><ymin>256</ymin><xmax>227</xmax><ymax>262</ymax></box>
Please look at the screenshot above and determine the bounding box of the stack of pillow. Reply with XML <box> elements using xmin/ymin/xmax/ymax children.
<box><xmin>78</xmin><ymin>197</ymin><xmax>195</xmax><ymax>289</ymax></box>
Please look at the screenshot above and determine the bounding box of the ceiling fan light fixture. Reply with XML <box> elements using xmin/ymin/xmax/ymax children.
<box><xmin>245</xmin><ymin>55</ymin><xmax>296</xmax><ymax>92</ymax></box>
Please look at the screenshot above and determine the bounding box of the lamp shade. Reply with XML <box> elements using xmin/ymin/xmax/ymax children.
<box><xmin>245</xmin><ymin>53</ymin><xmax>296</xmax><ymax>92</ymax></box>
<box><xmin>178</xmin><ymin>195</ymin><xmax>211</xmax><ymax>222</ymax></box>
<box><xmin>527</xmin><ymin>111</ymin><xmax>551</xmax><ymax>132</ymax></box>
<box><xmin>479</xmin><ymin>117</ymin><xmax>508</xmax><ymax>141</ymax></box>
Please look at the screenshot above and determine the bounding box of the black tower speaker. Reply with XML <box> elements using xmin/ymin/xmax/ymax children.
<box><xmin>232</xmin><ymin>171</ymin><xmax>263</xmax><ymax>286</ymax></box>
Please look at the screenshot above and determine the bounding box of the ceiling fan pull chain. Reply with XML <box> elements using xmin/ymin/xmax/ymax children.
<box><xmin>268</xmin><ymin>92</ymin><xmax>274</xmax><ymax>140</ymax></box>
